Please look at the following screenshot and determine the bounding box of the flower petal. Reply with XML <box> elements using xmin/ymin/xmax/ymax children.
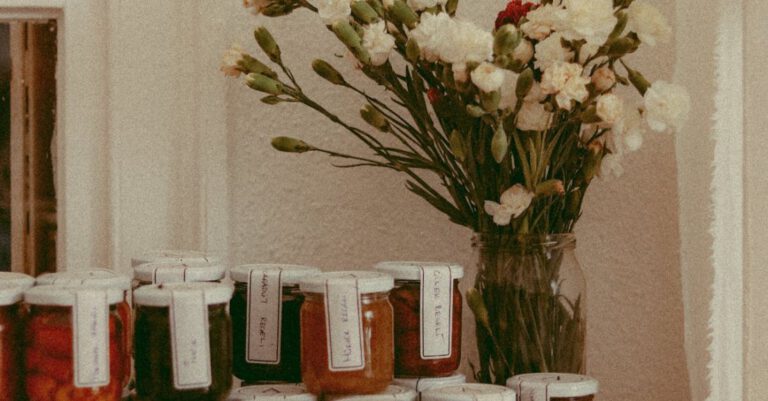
<box><xmin>484</xmin><ymin>201</ymin><xmax>501</xmax><ymax>216</ymax></box>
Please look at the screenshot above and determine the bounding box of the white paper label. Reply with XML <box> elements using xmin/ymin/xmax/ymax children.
<box><xmin>153</xmin><ymin>265</ymin><xmax>188</xmax><ymax>283</ymax></box>
<box><xmin>170</xmin><ymin>289</ymin><xmax>212</xmax><ymax>389</ymax></box>
<box><xmin>246</xmin><ymin>268</ymin><xmax>282</xmax><ymax>364</ymax></box>
<box><xmin>419</xmin><ymin>265</ymin><xmax>453</xmax><ymax>359</ymax></box>
<box><xmin>73</xmin><ymin>289</ymin><xmax>110</xmax><ymax>388</ymax></box>
<box><xmin>325</xmin><ymin>278</ymin><xmax>365</xmax><ymax>371</ymax></box>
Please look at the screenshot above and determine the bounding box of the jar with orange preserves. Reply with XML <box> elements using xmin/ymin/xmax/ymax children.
<box><xmin>299</xmin><ymin>271</ymin><xmax>394</xmax><ymax>395</ymax></box>
<box><xmin>0</xmin><ymin>283</ymin><xmax>28</xmax><ymax>401</ymax></box>
<box><xmin>506</xmin><ymin>373</ymin><xmax>598</xmax><ymax>401</ymax></box>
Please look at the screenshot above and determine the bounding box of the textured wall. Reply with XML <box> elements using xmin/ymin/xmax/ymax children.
<box><xmin>223</xmin><ymin>2</ymin><xmax>690</xmax><ymax>400</ymax></box>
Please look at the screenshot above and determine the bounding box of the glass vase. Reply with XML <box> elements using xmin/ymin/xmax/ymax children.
<box><xmin>470</xmin><ymin>232</ymin><xmax>586</xmax><ymax>384</ymax></box>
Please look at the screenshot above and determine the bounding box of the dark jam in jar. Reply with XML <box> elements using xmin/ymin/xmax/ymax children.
<box><xmin>0</xmin><ymin>285</ymin><xmax>25</xmax><ymax>401</ymax></box>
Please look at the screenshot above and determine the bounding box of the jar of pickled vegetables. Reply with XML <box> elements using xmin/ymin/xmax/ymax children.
<box><xmin>393</xmin><ymin>373</ymin><xmax>466</xmax><ymax>393</ymax></box>
<box><xmin>299</xmin><ymin>271</ymin><xmax>394</xmax><ymax>395</ymax></box>
<box><xmin>422</xmin><ymin>384</ymin><xmax>516</xmax><ymax>401</ymax></box>
<box><xmin>228</xmin><ymin>384</ymin><xmax>316</xmax><ymax>401</ymax></box>
<box><xmin>133</xmin><ymin>282</ymin><xmax>233</xmax><ymax>401</ymax></box>
<box><xmin>374</xmin><ymin>262</ymin><xmax>463</xmax><ymax>377</ymax></box>
<box><xmin>230</xmin><ymin>264</ymin><xmax>321</xmax><ymax>384</ymax></box>
<box><xmin>24</xmin><ymin>285</ymin><xmax>127</xmax><ymax>401</ymax></box>
<box><xmin>0</xmin><ymin>271</ymin><xmax>35</xmax><ymax>289</ymax></box>
<box><xmin>506</xmin><ymin>373</ymin><xmax>598</xmax><ymax>401</ymax></box>
<box><xmin>133</xmin><ymin>260</ymin><xmax>226</xmax><ymax>287</ymax></box>
<box><xmin>0</xmin><ymin>283</ymin><xmax>26</xmax><ymax>401</ymax></box>
<box><xmin>327</xmin><ymin>385</ymin><xmax>416</xmax><ymax>401</ymax></box>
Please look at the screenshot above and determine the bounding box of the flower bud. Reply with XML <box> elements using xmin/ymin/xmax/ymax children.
<box><xmin>515</xmin><ymin>68</ymin><xmax>534</xmax><ymax>99</ymax></box>
<box><xmin>246</xmin><ymin>73</ymin><xmax>284</xmax><ymax>95</ymax></box>
<box><xmin>367</xmin><ymin>0</ymin><xmax>385</xmax><ymax>16</ymax></box>
<box><xmin>406</xmin><ymin>38</ymin><xmax>420</xmax><ymax>63</ymax></box>
<box><xmin>449</xmin><ymin>130</ymin><xmax>465</xmax><ymax>161</ymax></box>
<box><xmin>254</xmin><ymin>27</ymin><xmax>282</xmax><ymax>63</ymax></box>
<box><xmin>240</xmin><ymin>54</ymin><xmax>278</xmax><ymax>78</ymax></box>
<box><xmin>261</xmin><ymin>3</ymin><xmax>299</xmax><ymax>16</ymax></box>
<box><xmin>332</xmin><ymin>21</ymin><xmax>372</xmax><ymax>66</ymax></box>
<box><xmin>445</xmin><ymin>0</ymin><xmax>458</xmax><ymax>15</ymax></box>
<box><xmin>494</xmin><ymin>25</ymin><xmax>521</xmax><ymax>56</ymax></box>
<box><xmin>512</xmin><ymin>39</ymin><xmax>534</xmax><ymax>65</ymax></box>
<box><xmin>312</xmin><ymin>59</ymin><xmax>347</xmax><ymax>86</ymax></box>
<box><xmin>626</xmin><ymin>65</ymin><xmax>650</xmax><ymax>95</ymax></box>
<box><xmin>360</xmin><ymin>104</ymin><xmax>389</xmax><ymax>131</ymax></box>
<box><xmin>388</xmin><ymin>0</ymin><xmax>418</xmax><ymax>29</ymax></box>
<box><xmin>607</xmin><ymin>36</ymin><xmax>640</xmax><ymax>58</ymax></box>
<box><xmin>564</xmin><ymin>189</ymin><xmax>583</xmax><ymax>219</ymax></box>
<box><xmin>491</xmin><ymin>123</ymin><xmax>509</xmax><ymax>163</ymax></box>
<box><xmin>271</xmin><ymin>136</ymin><xmax>314</xmax><ymax>153</ymax></box>
<box><xmin>352</xmin><ymin>1</ymin><xmax>379</xmax><ymax>24</ymax></box>
<box><xmin>481</xmin><ymin>91</ymin><xmax>501</xmax><ymax>112</ymax></box>
<box><xmin>592</xmin><ymin>66</ymin><xmax>616</xmax><ymax>92</ymax></box>
<box><xmin>261</xmin><ymin>95</ymin><xmax>283</xmax><ymax>105</ymax></box>
<box><xmin>535</xmin><ymin>179</ymin><xmax>565</xmax><ymax>197</ymax></box>
<box><xmin>583</xmin><ymin>141</ymin><xmax>604</xmax><ymax>183</ymax></box>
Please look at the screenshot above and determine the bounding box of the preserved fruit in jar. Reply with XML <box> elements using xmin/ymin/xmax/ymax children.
<box><xmin>133</xmin><ymin>282</ymin><xmax>233</xmax><ymax>401</ymax></box>
<box><xmin>506</xmin><ymin>373</ymin><xmax>598</xmax><ymax>401</ymax></box>
<box><xmin>0</xmin><ymin>283</ymin><xmax>27</xmax><ymax>401</ymax></box>
<box><xmin>230</xmin><ymin>264</ymin><xmax>320</xmax><ymax>384</ymax></box>
<box><xmin>422</xmin><ymin>384</ymin><xmax>515</xmax><ymax>401</ymax></box>
<box><xmin>133</xmin><ymin>260</ymin><xmax>226</xmax><ymax>287</ymax></box>
<box><xmin>375</xmin><ymin>262</ymin><xmax>463</xmax><ymax>377</ymax></box>
<box><xmin>299</xmin><ymin>271</ymin><xmax>394</xmax><ymax>395</ymax></box>
<box><xmin>227</xmin><ymin>383</ymin><xmax>316</xmax><ymax>401</ymax></box>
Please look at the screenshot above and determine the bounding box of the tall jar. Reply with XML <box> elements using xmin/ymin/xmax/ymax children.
<box><xmin>374</xmin><ymin>262</ymin><xmax>463</xmax><ymax>377</ymax></box>
<box><xmin>132</xmin><ymin>260</ymin><xmax>226</xmax><ymax>287</ymax></box>
<box><xmin>133</xmin><ymin>282</ymin><xmax>233</xmax><ymax>401</ymax></box>
<box><xmin>0</xmin><ymin>283</ymin><xmax>27</xmax><ymax>401</ymax></box>
<box><xmin>471</xmin><ymin>233</ymin><xmax>586</xmax><ymax>384</ymax></box>
<box><xmin>299</xmin><ymin>271</ymin><xmax>394</xmax><ymax>395</ymax></box>
<box><xmin>506</xmin><ymin>373</ymin><xmax>598</xmax><ymax>401</ymax></box>
<box><xmin>230</xmin><ymin>264</ymin><xmax>321</xmax><ymax>384</ymax></box>
<box><xmin>24</xmin><ymin>286</ymin><xmax>126</xmax><ymax>401</ymax></box>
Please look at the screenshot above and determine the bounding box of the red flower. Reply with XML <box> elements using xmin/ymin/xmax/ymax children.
<box><xmin>495</xmin><ymin>0</ymin><xmax>536</xmax><ymax>30</ymax></box>
<box><xmin>428</xmin><ymin>88</ymin><xmax>442</xmax><ymax>104</ymax></box>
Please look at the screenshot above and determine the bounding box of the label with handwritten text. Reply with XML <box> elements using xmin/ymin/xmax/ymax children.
<box><xmin>419</xmin><ymin>265</ymin><xmax>453</xmax><ymax>359</ymax></box>
<box><xmin>325</xmin><ymin>278</ymin><xmax>364</xmax><ymax>371</ymax></box>
<box><xmin>73</xmin><ymin>289</ymin><xmax>110</xmax><ymax>388</ymax></box>
<box><xmin>170</xmin><ymin>289</ymin><xmax>212</xmax><ymax>389</ymax></box>
<box><xmin>247</xmin><ymin>268</ymin><xmax>282</xmax><ymax>363</ymax></box>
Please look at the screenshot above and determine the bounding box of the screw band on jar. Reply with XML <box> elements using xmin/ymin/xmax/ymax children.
<box><xmin>393</xmin><ymin>373</ymin><xmax>467</xmax><ymax>393</ymax></box>
<box><xmin>422</xmin><ymin>384</ymin><xmax>516</xmax><ymax>401</ymax></box>
<box><xmin>228</xmin><ymin>384</ymin><xmax>317</xmax><ymax>401</ymax></box>
<box><xmin>0</xmin><ymin>272</ymin><xmax>35</xmax><ymax>290</ymax></box>
<box><xmin>506</xmin><ymin>373</ymin><xmax>599</xmax><ymax>401</ymax></box>
<box><xmin>130</xmin><ymin>249</ymin><xmax>222</xmax><ymax>268</ymax></box>
<box><xmin>133</xmin><ymin>260</ymin><xmax>227</xmax><ymax>285</ymax></box>
<box><xmin>326</xmin><ymin>385</ymin><xmax>417</xmax><ymax>401</ymax></box>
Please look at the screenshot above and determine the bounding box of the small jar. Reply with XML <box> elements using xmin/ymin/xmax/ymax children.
<box><xmin>133</xmin><ymin>260</ymin><xmax>226</xmax><ymax>287</ymax></box>
<box><xmin>506</xmin><ymin>373</ymin><xmax>598</xmax><ymax>401</ymax></box>
<box><xmin>0</xmin><ymin>272</ymin><xmax>36</xmax><ymax>289</ymax></box>
<box><xmin>299</xmin><ymin>271</ymin><xmax>394</xmax><ymax>395</ymax></box>
<box><xmin>24</xmin><ymin>286</ymin><xmax>127</xmax><ymax>401</ymax></box>
<box><xmin>228</xmin><ymin>384</ymin><xmax>316</xmax><ymax>401</ymax></box>
<box><xmin>230</xmin><ymin>264</ymin><xmax>321</xmax><ymax>384</ymax></box>
<box><xmin>327</xmin><ymin>385</ymin><xmax>416</xmax><ymax>401</ymax></box>
<box><xmin>0</xmin><ymin>283</ymin><xmax>26</xmax><ymax>401</ymax></box>
<box><xmin>393</xmin><ymin>373</ymin><xmax>466</xmax><ymax>393</ymax></box>
<box><xmin>375</xmin><ymin>262</ymin><xmax>463</xmax><ymax>377</ymax></box>
<box><xmin>422</xmin><ymin>384</ymin><xmax>516</xmax><ymax>401</ymax></box>
<box><xmin>133</xmin><ymin>282</ymin><xmax>233</xmax><ymax>401</ymax></box>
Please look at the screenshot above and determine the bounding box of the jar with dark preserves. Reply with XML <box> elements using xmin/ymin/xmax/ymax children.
<box><xmin>230</xmin><ymin>264</ymin><xmax>321</xmax><ymax>384</ymax></box>
<box><xmin>374</xmin><ymin>262</ymin><xmax>463</xmax><ymax>377</ymax></box>
<box><xmin>393</xmin><ymin>373</ymin><xmax>466</xmax><ymax>394</ymax></box>
<box><xmin>506</xmin><ymin>373</ymin><xmax>598</xmax><ymax>401</ymax></box>
<box><xmin>133</xmin><ymin>282</ymin><xmax>233</xmax><ymax>401</ymax></box>
<box><xmin>133</xmin><ymin>260</ymin><xmax>226</xmax><ymax>287</ymax></box>
<box><xmin>24</xmin><ymin>286</ymin><xmax>127</xmax><ymax>401</ymax></box>
<box><xmin>0</xmin><ymin>283</ymin><xmax>27</xmax><ymax>401</ymax></box>
<box><xmin>422</xmin><ymin>384</ymin><xmax>516</xmax><ymax>401</ymax></box>
<box><xmin>299</xmin><ymin>271</ymin><xmax>394</xmax><ymax>395</ymax></box>
<box><xmin>327</xmin><ymin>385</ymin><xmax>416</xmax><ymax>401</ymax></box>
<box><xmin>228</xmin><ymin>383</ymin><xmax>316</xmax><ymax>401</ymax></box>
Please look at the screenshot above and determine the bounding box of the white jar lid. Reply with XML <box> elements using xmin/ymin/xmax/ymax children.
<box><xmin>374</xmin><ymin>261</ymin><xmax>464</xmax><ymax>281</ymax></box>
<box><xmin>0</xmin><ymin>282</ymin><xmax>27</xmax><ymax>306</ymax></box>
<box><xmin>394</xmin><ymin>373</ymin><xmax>467</xmax><ymax>392</ymax></box>
<box><xmin>36</xmin><ymin>269</ymin><xmax>131</xmax><ymax>291</ymax></box>
<box><xmin>299</xmin><ymin>271</ymin><xmax>394</xmax><ymax>294</ymax></box>
<box><xmin>422</xmin><ymin>384</ymin><xmax>516</xmax><ymax>401</ymax></box>
<box><xmin>24</xmin><ymin>285</ymin><xmax>124</xmax><ymax>306</ymax></box>
<box><xmin>327</xmin><ymin>385</ymin><xmax>417</xmax><ymax>401</ymax></box>
<box><xmin>0</xmin><ymin>272</ymin><xmax>35</xmax><ymax>290</ymax></box>
<box><xmin>230</xmin><ymin>264</ymin><xmax>321</xmax><ymax>286</ymax></box>
<box><xmin>228</xmin><ymin>384</ymin><xmax>316</xmax><ymax>401</ymax></box>
<box><xmin>506</xmin><ymin>373</ymin><xmax>598</xmax><ymax>398</ymax></box>
<box><xmin>133</xmin><ymin>260</ymin><xmax>226</xmax><ymax>283</ymax></box>
<box><xmin>133</xmin><ymin>282</ymin><xmax>234</xmax><ymax>307</ymax></box>
<box><xmin>131</xmin><ymin>249</ymin><xmax>222</xmax><ymax>268</ymax></box>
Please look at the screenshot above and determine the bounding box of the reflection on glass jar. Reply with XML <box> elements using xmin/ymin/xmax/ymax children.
<box><xmin>422</xmin><ymin>384</ymin><xmax>516</xmax><ymax>401</ymax></box>
<box><xmin>0</xmin><ymin>283</ymin><xmax>27</xmax><ymax>401</ymax></box>
<box><xmin>227</xmin><ymin>383</ymin><xmax>316</xmax><ymax>401</ymax></box>
<box><xmin>506</xmin><ymin>373</ymin><xmax>598</xmax><ymax>401</ymax></box>
<box><xmin>299</xmin><ymin>271</ymin><xmax>394</xmax><ymax>395</ymax></box>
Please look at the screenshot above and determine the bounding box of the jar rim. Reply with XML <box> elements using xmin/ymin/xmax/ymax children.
<box><xmin>229</xmin><ymin>384</ymin><xmax>317</xmax><ymax>401</ymax></box>
<box><xmin>230</xmin><ymin>264</ymin><xmax>321</xmax><ymax>285</ymax></box>
<box><xmin>133</xmin><ymin>260</ymin><xmax>226</xmax><ymax>283</ymax></box>
<box><xmin>37</xmin><ymin>269</ymin><xmax>131</xmax><ymax>291</ymax></box>
<box><xmin>422</xmin><ymin>384</ymin><xmax>515</xmax><ymax>401</ymax></box>
<box><xmin>327</xmin><ymin>385</ymin><xmax>416</xmax><ymax>401</ymax></box>
<box><xmin>0</xmin><ymin>272</ymin><xmax>35</xmax><ymax>290</ymax></box>
<box><xmin>299</xmin><ymin>271</ymin><xmax>394</xmax><ymax>294</ymax></box>
<box><xmin>130</xmin><ymin>249</ymin><xmax>221</xmax><ymax>268</ymax></box>
<box><xmin>24</xmin><ymin>285</ymin><xmax>124</xmax><ymax>306</ymax></box>
<box><xmin>506</xmin><ymin>373</ymin><xmax>598</xmax><ymax>397</ymax></box>
<box><xmin>133</xmin><ymin>282</ymin><xmax>233</xmax><ymax>307</ymax></box>
<box><xmin>375</xmin><ymin>261</ymin><xmax>464</xmax><ymax>280</ymax></box>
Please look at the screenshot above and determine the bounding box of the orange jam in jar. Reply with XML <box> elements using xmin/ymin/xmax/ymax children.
<box><xmin>506</xmin><ymin>373</ymin><xmax>598</xmax><ymax>401</ymax></box>
<box><xmin>299</xmin><ymin>271</ymin><xmax>394</xmax><ymax>395</ymax></box>
<box><xmin>0</xmin><ymin>283</ymin><xmax>28</xmax><ymax>401</ymax></box>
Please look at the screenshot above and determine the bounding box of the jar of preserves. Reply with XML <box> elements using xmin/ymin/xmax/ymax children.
<box><xmin>228</xmin><ymin>384</ymin><xmax>316</xmax><ymax>401</ymax></box>
<box><xmin>506</xmin><ymin>373</ymin><xmax>598</xmax><ymax>401</ymax></box>
<box><xmin>0</xmin><ymin>272</ymin><xmax>35</xmax><ymax>289</ymax></box>
<box><xmin>24</xmin><ymin>285</ymin><xmax>127</xmax><ymax>401</ymax></box>
<box><xmin>422</xmin><ymin>384</ymin><xmax>516</xmax><ymax>401</ymax></box>
<box><xmin>327</xmin><ymin>385</ymin><xmax>416</xmax><ymax>401</ymax></box>
<box><xmin>299</xmin><ymin>271</ymin><xmax>394</xmax><ymax>395</ymax></box>
<box><xmin>133</xmin><ymin>260</ymin><xmax>226</xmax><ymax>287</ymax></box>
<box><xmin>374</xmin><ymin>262</ymin><xmax>463</xmax><ymax>377</ymax></box>
<box><xmin>133</xmin><ymin>282</ymin><xmax>233</xmax><ymax>401</ymax></box>
<box><xmin>230</xmin><ymin>264</ymin><xmax>321</xmax><ymax>384</ymax></box>
<box><xmin>393</xmin><ymin>373</ymin><xmax>466</xmax><ymax>393</ymax></box>
<box><xmin>0</xmin><ymin>283</ymin><xmax>27</xmax><ymax>401</ymax></box>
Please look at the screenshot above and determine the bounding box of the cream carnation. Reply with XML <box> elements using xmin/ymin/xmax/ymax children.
<box><xmin>627</xmin><ymin>0</ymin><xmax>672</xmax><ymax>46</ymax></box>
<box><xmin>541</xmin><ymin>62</ymin><xmax>589</xmax><ymax>110</ymax></box>
<box><xmin>362</xmin><ymin>21</ymin><xmax>396</xmax><ymax>66</ymax></box>
<box><xmin>513</xmin><ymin>39</ymin><xmax>534</xmax><ymax>65</ymax></box>
<box><xmin>441</xmin><ymin>20</ymin><xmax>494</xmax><ymax>65</ymax></box>
<box><xmin>516</xmin><ymin>101</ymin><xmax>552</xmax><ymax>132</ymax></box>
<box><xmin>312</xmin><ymin>0</ymin><xmax>352</xmax><ymax>25</ymax></box>
<box><xmin>596</xmin><ymin>93</ymin><xmax>623</xmax><ymax>125</ymax></box>
<box><xmin>221</xmin><ymin>43</ymin><xmax>247</xmax><ymax>77</ymax></box>
<box><xmin>643</xmin><ymin>81</ymin><xmax>691</xmax><ymax>133</ymax></box>
<box><xmin>591</xmin><ymin>66</ymin><xmax>616</xmax><ymax>92</ymax></box>
<box><xmin>410</xmin><ymin>12</ymin><xmax>451</xmax><ymax>62</ymax></box>
<box><xmin>484</xmin><ymin>184</ymin><xmax>534</xmax><ymax>226</ymax></box>
<box><xmin>520</xmin><ymin>4</ymin><xmax>566</xmax><ymax>41</ymax></box>
<box><xmin>407</xmin><ymin>0</ymin><xmax>447</xmax><ymax>11</ymax></box>
<box><xmin>560</xmin><ymin>0</ymin><xmax>617</xmax><ymax>46</ymax></box>
<box><xmin>534</xmin><ymin>32</ymin><xmax>574</xmax><ymax>71</ymax></box>
<box><xmin>243</xmin><ymin>0</ymin><xmax>272</xmax><ymax>14</ymax></box>
<box><xmin>614</xmin><ymin>107</ymin><xmax>645</xmax><ymax>152</ymax></box>
<box><xmin>471</xmin><ymin>63</ymin><xmax>505</xmax><ymax>93</ymax></box>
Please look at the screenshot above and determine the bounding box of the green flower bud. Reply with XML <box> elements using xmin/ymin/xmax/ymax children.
<box><xmin>626</xmin><ymin>65</ymin><xmax>650</xmax><ymax>95</ymax></box>
<box><xmin>312</xmin><ymin>59</ymin><xmax>347</xmax><ymax>86</ymax></box>
<box><xmin>261</xmin><ymin>3</ymin><xmax>299</xmax><ymax>17</ymax></box>
<box><xmin>582</xmin><ymin>141</ymin><xmax>604</xmax><ymax>183</ymax></box>
<box><xmin>360</xmin><ymin>104</ymin><xmax>389</xmax><ymax>132</ymax></box>
<box><xmin>564</xmin><ymin>188</ymin><xmax>583</xmax><ymax>219</ymax></box>
<box><xmin>352</xmin><ymin>1</ymin><xmax>379</xmax><ymax>24</ymax></box>
<box><xmin>515</xmin><ymin>68</ymin><xmax>534</xmax><ymax>99</ymax></box>
<box><xmin>445</xmin><ymin>0</ymin><xmax>459</xmax><ymax>15</ymax></box>
<box><xmin>366</xmin><ymin>0</ymin><xmax>385</xmax><ymax>16</ymax></box>
<box><xmin>535</xmin><ymin>179</ymin><xmax>565</xmax><ymax>197</ymax></box>
<box><xmin>481</xmin><ymin>91</ymin><xmax>501</xmax><ymax>113</ymax></box>
<box><xmin>271</xmin><ymin>136</ymin><xmax>314</xmax><ymax>153</ymax></box>
<box><xmin>240</xmin><ymin>54</ymin><xmax>277</xmax><ymax>79</ymax></box>
<box><xmin>254</xmin><ymin>27</ymin><xmax>282</xmax><ymax>63</ymax></box>
<box><xmin>494</xmin><ymin>25</ymin><xmax>521</xmax><ymax>56</ymax></box>
<box><xmin>466</xmin><ymin>104</ymin><xmax>486</xmax><ymax>118</ymax></box>
<box><xmin>491</xmin><ymin>123</ymin><xmax>509</xmax><ymax>163</ymax></box>
<box><xmin>246</xmin><ymin>73</ymin><xmax>284</xmax><ymax>95</ymax></box>
<box><xmin>406</xmin><ymin>38</ymin><xmax>420</xmax><ymax>63</ymax></box>
<box><xmin>261</xmin><ymin>95</ymin><xmax>283</xmax><ymax>105</ymax></box>
<box><xmin>606</xmin><ymin>36</ymin><xmax>639</xmax><ymax>58</ymax></box>
<box><xmin>388</xmin><ymin>0</ymin><xmax>418</xmax><ymax>29</ymax></box>
<box><xmin>332</xmin><ymin>21</ymin><xmax>371</xmax><ymax>66</ymax></box>
<box><xmin>449</xmin><ymin>130</ymin><xmax>465</xmax><ymax>161</ymax></box>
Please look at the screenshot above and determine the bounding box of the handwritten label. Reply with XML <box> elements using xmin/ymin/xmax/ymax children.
<box><xmin>325</xmin><ymin>278</ymin><xmax>365</xmax><ymax>371</ymax></box>
<box><xmin>153</xmin><ymin>265</ymin><xmax>188</xmax><ymax>284</ymax></box>
<box><xmin>73</xmin><ymin>289</ymin><xmax>110</xmax><ymax>388</ymax></box>
<box><xmin>247</xmin><ymin>268</ymin><xmax>282</xmax><ymax>364</ymax></box>
<box><xmin>419</xmin><ymin>265</ymin><xmax>453</xmax><ymax>359</ymax></box>
<box><xmin>170</xmin><ymin>289</ymin><xmax>212</xmax><ymax>389</ymax></box>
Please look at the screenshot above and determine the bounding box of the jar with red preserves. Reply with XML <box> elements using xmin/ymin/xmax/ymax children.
<box><xmin>506</xmin><ymin>373</ymin><xmax>598</xmax><ymax>401</ymax></box>
<box><xmin>230</xmin><ymin>264</ymin><xmax>321</xmax><ymax>384</ymax></box>
<box><xmin>0</xmin><ymin>283</ymin><xmax>27</xmax><ymax>401</ymax></box>
<box><xmin>374</xmin><ymin>262</ymin><xmax>463</xmax><ymax>377</ymax></box>
<box><xmin>299</xmin><ymin>271</ymin><xmax>394</xmax><ymax>395</ymax></box>
<box><xmin>133</xmin><ymin>260</ymin><xmax>226</xmax><ymax>287</ymax></box>
<box><xmin>422</xmin><ymin>384</ymin><xmax>516</xmax><ymax>401</ymax></box>
<box><xmin>23</xmin><ymin>285</ymin><xmax>127</xmax><ymax>401</ymax></box>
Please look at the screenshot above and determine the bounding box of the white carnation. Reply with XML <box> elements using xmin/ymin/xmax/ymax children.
<box><xmin>596</xmin><ymin>93</ymin><xmax>623</xmax><ymax>125</ymax></box>
<box><xmin>243</xmin><ymin>0</ymin><xmax>272</xmax><ymax>14</ymax></box>
<box><xmin>520</xmin><ymin>4</ymin><xmax>566</xmax><ymax>41</ymax></box>
<box><xmin>627</xmin><ymin>0</ymin><xmax>672</xmax><ymax>46</ymax></box>
<box><xmin>541</xmin><ymin>62</ymin><xmax>589</xmax><ymax>110</ymax></box>
<box><xmin>471</xmin><ymin>63</ymin><xmax>505</xmax><ymax>93</ymax></box>
<box><xmin>534</xmin><ymin>32</ymin><xmax>574</xmax><ymax>71</ymax></box>
<box><xmin>525</xmin><ymin>81</ymin><xmax>548</xmax><ymax>103</ymax></box>
<box><xmin>499</xmin><ymin>69</ymin><xmax>520</xmax><ymax>111</ymax></box>
<box><xmin>591</xmin><ymin>66</ymin><xmax>616</xmax><ymax>92</ymax></box>
<box><xmin>312</xmin><ymin>0</ymin><xmax>352</xmax><ymax>25</ymax></box>
<box><xmin>410</xmin><ymin>12</ymin><xmax>451</xmax><ymax>62</ymax></box>
<box><xmin>643</xmin><ymin>81</ymin><xmax>691</xmax><ymax>133</ymax></box>
<box><xmin>516</xmin><ymin>101</ymin><xmax>552</xmax><ymax>132</ymax></box>
<box><xmin>513</xmin><ymin>39</ymin><xmax>534</xmax><ymax>65</ymax></box>
<box><xmin>362</xmin><ymin>21</ymin><xmax>396</xmax><ymax>66</ymax></box>
<box><xmin>560</xmin><ymin>0</ymin><xmax>617</xmax><ymax>46</ymax></box>
<box><xmin>221</xmin><ymin>43</ymin><xmax>247</xmax><ymax>77</ymax></box>
<box><xmin>484</xmin><ymin>184</ymin><xmax>534</xmax><ymax>226</ymax></box>
<box><xmin>407</xmin><ymin>0</ymin><xmax>447</xmax><ymax>11</ymax></box>
<box><xmin>600</xmin><ymin>153</ymin><xmax>624</xmax><ymax>178</ymax></box>
<box><xmin>441</xmin><ymin>20</ymin><xmax>494</xmax><ymax>65</ymax></box>
<box><xmin>615</xmin><ymin>107</ymin><xmax>645</xmax><ymax>152</ymax></box>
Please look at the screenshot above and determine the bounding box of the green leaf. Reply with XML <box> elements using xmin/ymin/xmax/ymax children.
<box><xmin>491</xmin><ymin>123</ymin><xmax>508</xmax><ymax>164</ymax></box>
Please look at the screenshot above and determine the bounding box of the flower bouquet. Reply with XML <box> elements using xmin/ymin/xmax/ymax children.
<box><xmin>224</xmin><ymin>0</ymin><xmax>689</xmax><ymax>384</ymax></box>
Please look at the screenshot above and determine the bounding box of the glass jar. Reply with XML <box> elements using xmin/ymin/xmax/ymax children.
<box><xmin>393</xmin><ymin>373</ymin><xmax>466</xmax><ymax>393</ymax></box>
<box><xmin>228</xmin><ymin>384</ymin><xmax>316</xmax><ymax>401</ymax></box>
<box><xmin>230</xmin><ymin>264</ymin><xmax>321</xmax><ymax>384</ymax></box>
<box><xmin>0</xmin><ymin>283</ymin><xmax>26</xmax><ymax>401</ymax></box>
<box><xmin>299</xmin><ymin>271</ymin><xmax>394</xmax><ymax>395</ymax></box>
<box><xmin>24</xmin><ymin>286</ymin><xmax>127</xmax><ymax>401</ymax></box>
<box><xmin>375</xmin><ymin>262</ymin><xmax>463</xmax><ymax>377</ymax></box>
<box><xmin>421</xmin><ymin>384</ymin><xmax>516</xmax><ymax>401</ymax></box>
<box><xmin>133</xmin><ymin>260</ymin><xmax>226</xmax><ymax>287</ymax></box>
<box><xmin>506</xmin><ymin>373</ymin><xmax>598</xmax><ymax>401</ymax></box>
<box><xmin>0</xmin><ymin>272</ymin><xmax>36</xmax><ymax>289</ymax></box>
<box><xmin>327</xmin><ymin>385</ymin><xmax>416</xmax><ymax>401</ymax></box>
<box><xmin>133</xmin><ymin>282</ymin><xmax>233</xmax><ymax>401</ymax></box>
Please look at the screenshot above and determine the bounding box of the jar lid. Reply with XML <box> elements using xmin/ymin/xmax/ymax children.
<box><xmin>230</xmin><ymin>264</ymin><xmax>321</xmax><ymax>286</ymax></box>
<box><xmin>394</xmin><ymin>373</ymin><xmax>467</xmax><ymax>392</ymax></box>
<box><xmin>0</xmin><ymin>282</ymin><xmax>26</xmax><ymax>306</ymax></box>
<box><xmin>133</xmin><ymin>282</ymin><xmax>234</xmax><ymax>307</ymax></box>
<box><xmin>422</xmin><ymin>384</ymin><xmax>516</xmax><ymax>401</ymax></box>
<box><xmin>506</xmin><ymin>373</ymin><xmax>598</xmax><ymax>398</ymax></box>
<box><xmin>327</xmin><ymin>385</ymin><xmax>417</xmax><ymax>401</ymax></box>
<box><xmin>130</xmin><ymin>249</ymin><xmax>222</xmax><ymax>268</ymax></box>
<box><xmin>24</xmin><ymin>285</ymin><xmax>124</xmax><ymax>306</ymax></box>
<box><xmin>0</xmin><ymin>272</ymin><xmax>35</xmax><ymax>290</ymax></box>
<box><xmin>228</xmin><ymin>384</ymin><xmax>316</xmax><ymax>401</ymax></box>
<box><xmin>374</xmin><ymin>261</ymin><xmax>465</xmax><ymax>280</ymax></box>
<box><xmin>36</xmin><ymin>269</ymin><xmax>131</xmax><ymax>291</ymax></box>
<box><xmin>133</xmin><ymin>260</ymin><xmax>226</xmax><ymax>283</ymax></box>
<box><xmin>299</xmin><ymin>271</ymin><xmax>394</xmax><ymax>294</ymax></box>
